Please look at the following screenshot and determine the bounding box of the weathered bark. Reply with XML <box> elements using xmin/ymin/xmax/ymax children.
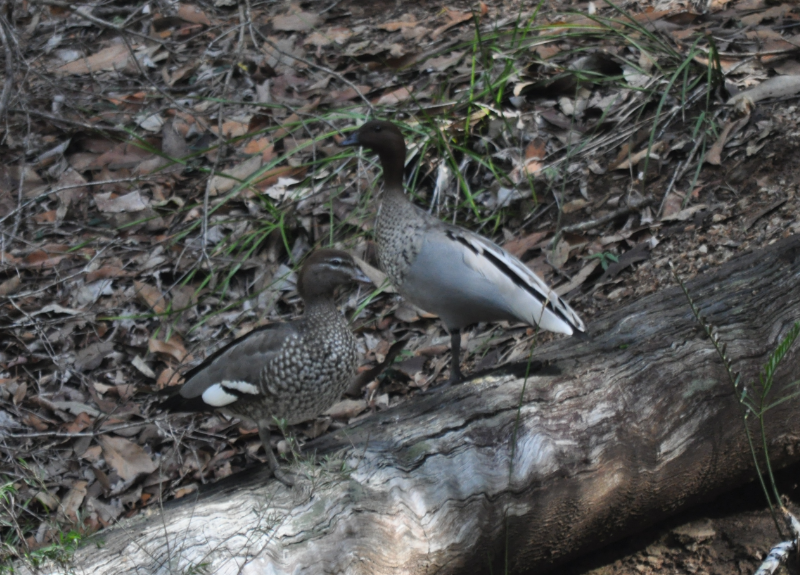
<box><xmin>32</xmin><ymin>235</ymin><xmax>800</xmax><ymax>575</ymax></box>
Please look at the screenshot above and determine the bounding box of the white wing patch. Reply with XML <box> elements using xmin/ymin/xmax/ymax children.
<box><xmin>201</xmin><ymin>380</ymin><xmax>260</xmax><ymax>407</ymax></box>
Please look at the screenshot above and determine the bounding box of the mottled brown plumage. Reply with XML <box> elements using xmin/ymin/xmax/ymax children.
<box><xmin>161</xmin><ymin>249</ymin><xmax>370</xmax><ymax>485</ymax></box>
<box><xmin>341</xmin><ymin>121</ymin><xmax>585</xmax><ymax>385</ymax></box>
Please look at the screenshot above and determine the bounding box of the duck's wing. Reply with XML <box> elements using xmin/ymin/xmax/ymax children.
<box><xmin>442</xmin><ymin>225</ymin><xmax>586</xmax><ymax>335</ymax></box>
<box><xmin>160</xmin><ymin>322</ymin><xmax>299</xmax><ymax>412</ymax></box>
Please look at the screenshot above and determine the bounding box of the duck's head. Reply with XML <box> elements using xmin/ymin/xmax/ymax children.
<box><xmin>297</xmin><ymin>249</ymin><xmax>371</xmax><ymax>299</ymax></box>
<box><xmin>340</xmin><ymin>120</ymin><xmax>405</xmax><ymax>156</ymax></box>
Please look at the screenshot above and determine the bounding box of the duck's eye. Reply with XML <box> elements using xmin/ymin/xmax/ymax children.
<box><xmin>372</xmin><ymin>125</ymin><xmax>382</xmax><ymax>133</ymax></box>
<box><xmin>330</xmin><ymin>258</ymin><xmax>343</xmax><ymax>267</ymax></box>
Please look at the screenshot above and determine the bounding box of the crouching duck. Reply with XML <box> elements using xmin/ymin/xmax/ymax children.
<box><xmin>340</xmin><ymin>121</ymin><xmax>585</xmax><ymax>384</ymax></box>
<box><xmin>159</xmin><ymin>249</ymin><xmax>371</xmax><ymax>486</ymax></box>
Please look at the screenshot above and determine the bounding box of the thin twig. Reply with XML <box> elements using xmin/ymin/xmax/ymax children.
<box><xmin>561</xmin><ymin>196</ymin><xmax>654</xmax><ymax>234</ymax></box>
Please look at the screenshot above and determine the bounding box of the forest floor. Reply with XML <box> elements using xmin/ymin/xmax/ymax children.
<box><xmin>1</xmin><ymin>0</ymin><xmax>799</xmax><ymax>572</ymax></box>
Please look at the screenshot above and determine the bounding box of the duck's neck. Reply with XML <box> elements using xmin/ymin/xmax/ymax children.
<box><xmin>376</xmin><ymin>149</ymin><xmax>415</xmax><ymax>217</ymax></box>
<box><xmin>377</xmin><ymin>148</ymin><xmax>405</xmax><ymax>195</ymax></box>
<box><xmin>304</xmin><ymin>296</ymin><xmax>339</xmax><ymax>322</ymax></box>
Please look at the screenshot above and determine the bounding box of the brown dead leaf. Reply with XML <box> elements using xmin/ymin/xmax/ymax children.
<box><xmin>208</xmin><ymin>156</ymin><xmax>262</xmax><ymax>196</ymax></box>
<box><xmin>132</xmin><ymin>355</ymin><xmax>156</xmax><ymax>379</ymax></box>
<box><xmin>149</xmin><ymin>336</ymin><xmax>189</xmax><ymax>363</ymax></box>
<box><xmin>33</xmin><ymin>208</ymin><xmax>54</xmax><ymax>223</ymax></box>
<box><xmin>548</xmin><ymin>237</ymin><xmax>571</xmax><ymax>270</ymax></box>
<box><xmin>174</xmin><ymin>483</ymin><xmax>198</xmax><ymax>499</ymax></box>
<box><xmin>610</xmin><ymin>141</ymin><xmax>667</xmax><ymax>170</ymax></box>
<box><xmin>86</xmin><ymin>265</ymin><xmax>128</xmax><ymax>283</ymax></box>
<box><xmin>375</xmin><ymin>86</ymin><xmax>413</xmax><ymax>106</ymax></box>
<box><xmin>426</xmin><ymin>52</ymin><xmax>464</xmax><ymax>72</ymax></box>
<box><xmin>554</xmin><ymin>258</ymin><xmax>600</xmax><ymax>296</ymax></box>
<box><xmin>325</xmin><ymin>399</ymin><xmax>367</xmax><ymax>420</ymax></box>
<box><xmin>98</xmin><ymin>435</ymin><xmax>157</xmax><ymax>480</ymax></box>
<box><xmin>305</xmin><ymin>27</ymin><xmax>353</xmax><ymax>47</ymax></box>
<box><xmin>57</xmin><ymin>481</ymin><xmax>87</xmax><ymax>523</ymax></box>
<box><xmin>525</xmin><ymin>138</ymin><xmax>547</xmax><ymax>160</ymax></box>
<box><xmin>74</xmin><ymin>341</ymin><xmax>114</xmax><ymax>372</ymax></box>
<box><xmin>55</xmin><ymin>44</ymin><xmax>130</xmax><ymax>75</ymax></box>
<box><xmin>12</xmin><ymin>381</ymin><xmax>27</xmax><ymax>405</ymax></box>
<box><xmin>157</xmin><ymin>366</ymin><xmax>183</xmax><ymax>389</ymax></box>
<box><xmin>740</xmin><ymin>5</ymin><xmax>792</xmax><ymax>26</ymax></box>
<box><xmin>22</xmin><ymin>412</ymin><xmax>49</xmax><ymax>431</ymax></box>
<box><xmin>34</xmin><ymin>490</ymin><xmax>60</xmax><ymax>511</ymax></box>
<box><xmin>502</xmin><ymin>231</ymin><xmax>548</xmax><ymax>258</ymax></box>
<box><xmin>95</xmin><ymin>191</ymin><xmax>149</xmax><ymax>213</ymax></box>
<box><xmin>212</xmin><ymin>119</ymin><xmax>250</xmax><ymax>138</ymax></box>
<box><xmin>431</xmin><ymin>5</ymin><xmax>487</xmax><ymax>39</ymax></box>
<box><xmin>0</xmin><ymin>276</ymin><xmax>21</xmax><ymax>296</ymax></box>
<box><xmin>706</xmin><ymin>115</ymin><xmax>750</xmax><ymax>165</ymax></box>
<box><xmin>563</xmin><ymin>199</ymin><xmax>589</xmax><ymax>214</ymax></box>
<box><xmin>244</xmin><ymin>137</ymin><xmax>272</xmax><ymax>155</ymax></box>
<box><xmin>378</xmin><ymin>17</ymin><xmax>418</xmax><ymax>31</ymax></box>
<box><xmin>24</xmin><ymin>250</ymin><xmax>66</xmax><ymax>269</ymax></box>
<box><xmin>133</xmin><ymin>281</ymin><xmax>167</xmax><ymax>314</ymax></box>
<box><xmin>661</xmin><ymin>191</ymin><xmax>685</xmax><ymax>219</ymax></box>
<box><xmin>64</xmin><ymin>412</ymin><xmax>93</xmax><ymax>434</ymax></box>
<box><xmin>661</xmin><ymin>203</ymin><xmax>708</xmax><ymax>222</ymax></box>
<box><xmin>273</xmin><ymin>11</ymin><xmax>321</xmax><ymax>32</ymax></box>
<box><xmin>177</xmin><ymin>3</ymin><xmax>211</xmax><ymax>26</ymax></box>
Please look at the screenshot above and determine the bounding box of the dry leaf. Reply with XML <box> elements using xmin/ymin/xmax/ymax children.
<box><xmin>208</xmin><ymin>156</ymin><xmax>262</xmax><ymax>195</ymax></box>
<box><xmin>57</xmin><ymin>481</ymin><xmax>87</xmax><ymax>523</ymax></box>
<box><xmin>157</xmin><ymin>366</ymin><xmax>183</xmax><ymax>389</ymax></box>
<box><xmin>177</xmin><ymin>3</ymin><xmax>211</xmax><ymax>26</ymax></box>
<box><xmin>149</xmin><ymin>337</ymin><xmax>189</xmax><ymax>363</ymax></box>
<box><xmin>95</xmin><ymin>191</ymin><xmax>149</xmax><ymax>213</ymax></box>
<box><xmin>305</xmin><ymin>27</ymin><xmax>353</xmax><ymax>47</ymax></box>
<box><xmin>64</xmin><ymin>412</ymin><xmax>93</xmax><ymax>434</ymax></box>
<box><xmin>324</xmin><ymin>399</ymin><xmax>367</xmax><ymax>419</ymax></box>
<box><xmin>503</xmin><ymin>231</ymin><xmax>548</xmax><ymax>258</ymax></box>
<box><xmin>0</xmin><ymin>276</ymin><xmax>21</xmax><ymax>296</ymax></box>
<box><xmin>132</xmin><ymin>355</ymin><xmax>156</xmax><ymax>379</ymax></box>
<box><xmin>554</xmin><ymin>259</ymin><xmax>600</xmax><ymax>296</ymax></box>
<box><xmin>273</xmin><ymin>11</ymin><xmax>321</xmax><ymax>32</ymax></box>
<box><xmin>661</xmin><ymin>204</ymin><xmax>708</xmax><ymax>222</ymax></box>
<box><xmin>98</xmin><ymin>435</ymin><xmax>157</xmax><ymax>480</ymax></box>
<box><xmin>12</xmin><ymin>381</ymin><xmax>27</xmax><ymax>405</ymax></box>
<box><xmin>375</xmin><ymin>86</ymin><xmax>413</xmax><ymax>106</ymax></box>
<box><xmin>133</xmin><ymin>281</ymin><xmax>167</xmax><ymax>314</ymax></box>
<box><xmin>548</xmin><ymin>237</ymin><xmax>571</xmax><ymax>270</ymax></box>
<box><xmin>86</xmin><ymin>265</ymin><xmax>128</xmax><ymax>283</ymax></box>
<box><xmin>55</xmin><ymin>44</ymin><xmax>130</xmax><ymax>75</ymax></box>
<box><xmin>563</xmin><ymin>199</ymin><xmax>589</xmax><ymax>214</ymax></box>
<box><xmin>74</xmin><ymin>341</ymin><xmax>114</xmax><ymax>372</ymax></box>
<box><xmin>705</xmin><ymin>115</ymin><xmax>750</xmax><ymax>165</ymax></box>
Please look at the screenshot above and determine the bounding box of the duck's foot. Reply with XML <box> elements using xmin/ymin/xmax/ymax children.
<box><xmin>258</xmin><ymin>424</ymin><xmax>297</xmax><ymax>487</ymax></box>
<box><xmin>271</xmin><ymin>467</ymin><xmax>296</xmax><ymax>487</ymax></box>
<box><xmin>420</xmin><ymin>367</ymin><xmax>463</xmax><ymax>395</ymax></box>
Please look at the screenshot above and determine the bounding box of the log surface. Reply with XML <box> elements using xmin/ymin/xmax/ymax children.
<box><xmin>29</xmin><ymin>235</ymin><xmax>800</xmax><ymax>575</ymax></box>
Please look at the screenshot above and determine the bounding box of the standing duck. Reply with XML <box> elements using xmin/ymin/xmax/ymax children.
<box><xmin>160</xmin><ymin>249</ymin><xmax>371</xmax><ymax>485</ymax></box>
<box><xmin>340</xmin><ymin>120</ymin><xmax>585</xmax><ymax>384</ymax></box>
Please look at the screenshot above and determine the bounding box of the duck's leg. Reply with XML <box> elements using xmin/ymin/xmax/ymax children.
<box><xmin>447</xmin><ymin>329</ymin><xmax>464</xmax><ymax>385</ymax></box>
<box><xmin>257</xmin><ymin>420</ymin><xmax>294</xmax><ymax>487</ymax></box>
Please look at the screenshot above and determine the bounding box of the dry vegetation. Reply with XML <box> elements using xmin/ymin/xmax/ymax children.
<box><xmin>2</xmin><ymin>0</ymin><xmax>800</xmax><ymax>571</ymax></box>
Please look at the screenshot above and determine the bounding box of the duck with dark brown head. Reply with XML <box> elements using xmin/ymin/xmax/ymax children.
<box><xmin>160</xmin><ymin>249</ymin><xmax>371</xmax><ymax>486</ymax></box>
<box><xmin>341</xmin><ymin>121</ymin><xmax>585</xmax><ymax>385</ymax></box>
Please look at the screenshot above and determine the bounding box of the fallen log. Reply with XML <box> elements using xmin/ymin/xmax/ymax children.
<box><xmin>29</xmin><ymin>234</ymin><xmax>800</xmax><ymax>575</ymax></box>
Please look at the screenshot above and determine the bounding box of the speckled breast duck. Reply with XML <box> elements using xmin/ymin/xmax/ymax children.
<box><xmin>160</xmin><ymin>249</ymin><xmax>371</xmax><ymax>485</ymax></box>
<box><xmin>341</xmin><ymin>121</ymin><xmax>585</xmax><ymax>384</ymax></box>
